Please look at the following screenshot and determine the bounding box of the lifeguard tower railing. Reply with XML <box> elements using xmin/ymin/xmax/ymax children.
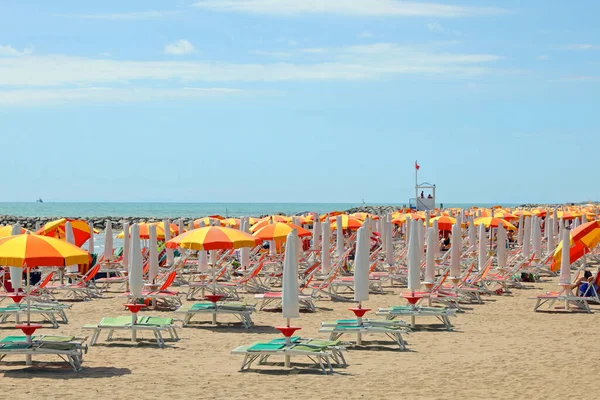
<box><xmin>409</xmin><ymin>197</ymin><xmax>435</xmax><ymax>211</ymax></box>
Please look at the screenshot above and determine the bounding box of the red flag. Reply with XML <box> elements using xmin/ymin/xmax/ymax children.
<box><xmin>415</xmin><ymin>160</ymin><xmax>420</xmax><ymax>170</ymax></box>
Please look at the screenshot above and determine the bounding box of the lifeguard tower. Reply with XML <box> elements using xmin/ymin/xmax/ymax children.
<box><xmin>408</xmin><ymin>162</ymin><xmax>436</xmax><ymax>211</ymax></box>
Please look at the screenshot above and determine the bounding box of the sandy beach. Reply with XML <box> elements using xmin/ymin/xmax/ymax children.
<box><xmin>1</xmin><ymin>276</ymin><xmax>597</xmax><ymax>400</ymax></box>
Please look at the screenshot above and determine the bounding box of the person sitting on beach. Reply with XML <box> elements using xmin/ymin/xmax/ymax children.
<box><xmin>440</xmin><ymin>234</ymin><xmax>451</xmax><ymax>251</ymax></box>
<box><xmin>571</xmin><ymin>270</ymin><xmax>599</xmax><ymax>297</ymax></box>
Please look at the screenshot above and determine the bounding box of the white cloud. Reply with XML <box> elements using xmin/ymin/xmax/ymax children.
<box><xmin>193</xmin><ymin>0</ymin><xmax>508</xmax><ymax>17</ymax></box>
<box><xmin>358</xmin><ymin>31</ymin><xmax>374</xmax><ymax>38</ymax></box>
<box><xmin>54</xmin><ymin>10</ymin><xmax>179</xmax><ymax>20</ymax></box>
<box><xmin>427</xmin><ymin>21</ymin><xmax>443</xmax><ymax>32</ymax></box>
<box><xmin>164</xmin><ymin>40</ymin><xmax>196</xmax><ymax>55</ymax></box>
<box><xmin>536</xmin><ymin>55</ymin><xmax>549</xmax><ymax>61</ymax></box>
<box><xmin>0</xmin><ymin>45</ymin><xmax>33</xmax><ymax>57</ymax></box>
<box><xmin>0</xmin><ymin>44</ymin><xmax>504</xmax><ymax>87</ymax></box>
<box><xmin>0</xmin><ymin>87</ymin><xmax>247</xmax><ymax>106</ymax></box>
<box><xmin>559</xmin><ymin>44</ymin><xmax>600</xmax><ymax>51</ymax></box>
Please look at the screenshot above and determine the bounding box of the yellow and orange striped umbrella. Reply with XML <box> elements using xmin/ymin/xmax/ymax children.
<box><xmin>551</xmin><ymin>220</ymin><xmax>600</xmax><ymax>271</ymax></box>
<box><xmin>36</xmin><ymin>218</ymin><xmax>99</xmax><ymax>247</ymax></box>
<box><xmin>250</xmin><ymin>216</ymin><xmax>292</xmax><ymax>233</ymax></box>
<box><xmin>351</xmin><ymin>212</ymin><xmax>380</xmax><ymax>221</ymax></box>
<box><xmin>392</xmin><ymin>213</ymin><xmax>425</xmax><ymax>225</ymax></box>
<box><xmin>117</xmin><ymin>222</ymin><xmax>177</xmax><ymax>240</ymax></box>
<box><xmin>194</xmin><ymin>217</ymin><xmax>222</xmax><ymax>228</ymax></box>
<box><xmin>513</xmin><ymin>210</ymin><xmax>533</xmax><ymax>218</ymax></box>
<box><xmin>0</xmin><ymin>225</ymin><xmax>30</xmax><ymax>239</ymax></box>
<box><xmin>166</xmin><ymin>226</ymin><xmax>261</xmax><ymax>251</ymax></box>
<box><xmin>330</xmin><ymin>215</ymin><xmax>364</xmax><ymax>231</ymax></box>
<box><xmin>0</xmin><ymin>233</ymin><xmax>90</xmax><ymax>268</ymax></box>
<box><xmin>557</xmin><ymin>211</ymin><xmax>582</xmax><ymax>221</ymax></box>
<box><xmin>532</xmin><ymin>208</ymin><xmax>547</xmax><ymax>217</ymax></box>
<box><xmin>253</xmin><ymin>222</ymin><xmax>312</xmax><ymax>241</ymax></box>
<box><xmin>221</xmin><ymin>218</ymin><xmax>241</xmax><ymax>229</ymax></box>
<box><xmin>493</xmin><ymin>211</ymin><xmax>518</xmax><ymax>221</ymax></box>
<box><xmin>429</xmin><ymin>216</ymin><xmax>456</xmax><ymax>231</ymax></box>
<box><xmin>473</xmin><ymin>217</ymin><xmax>517</xmax><ymax>231</ymax></box>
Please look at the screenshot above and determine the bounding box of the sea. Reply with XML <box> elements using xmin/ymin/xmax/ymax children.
<box><xmin>0</xmin><ymin>202</ymin><xmax>517</xmax><ymax>219</ymax></box>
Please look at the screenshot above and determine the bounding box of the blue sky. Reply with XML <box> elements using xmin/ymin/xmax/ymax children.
<box><xmin>0</xmin><ymin>0</ymin><xmax>598</xmax><ymax>204</ymax></box>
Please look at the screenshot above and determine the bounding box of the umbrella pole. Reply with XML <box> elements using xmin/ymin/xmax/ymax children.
<box><xmin>285</xmin><ymin>317</ymin><xmax>291</xmax><ymax>367</ymax></box>
<box><xmin>356</xmin><ymin>302</ymin><xmax>362</xmax><ymax>345</ymax></box>
<box><xmin>26</xmin><ymin>266</ymin><xmax>32</xmax><ymax>366</ymax></box>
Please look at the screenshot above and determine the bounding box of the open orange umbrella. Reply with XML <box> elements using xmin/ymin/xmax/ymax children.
<box><xmin>493</xmin><ymin>211</ymin><xmax>518</xmax><ymax>221</ymax></box>
<box><xmin>330</xmin><ymin>215</ymin><xmax>363</xmax><ymax>231</ymax></box>
<box><xmin>557</xmin><ymin>211</ymin><xmax>582</xmax><ymax>221</ymax></box>
<box><xmin>166</xmin><ymin>226</ymin><xmax>261</xmax><ymax>251</ymax></box>
<box><xmin>36</xmin><ymin>218</ymin><xmax>99</xmax><ymax>247</ymax></box>
<box><xmin>117</xmin><ymin>222</ymin><xmax>176</xmax><ymax>240</ymax></box>
<box><xmin>474</xmin><ymin>217</ymin><xmax>517</xmax><ymax>231</ymax></box>
<box><xmin>221</xmin><ymin>218</ymin><xmax>241</xmax><ymax>229</ymax></box>
<box><xmin>253</xmin><ymin>223</ymin><xmax>311</xmax><ymax>241</ymax></box>
<box><xmin>0</xmin><ymin>233</ymin><xmax>91</xmax><ymax>268</ymax></box>
<box><xmin>513</xmin><ymin>210</ymin><xmax>533</xmax><ymax>218</ymax></box>
<box><xmin>250</xmin><ymin>216</ymin><xmax>292</xmax><ymax>233</ymax></box>
<box><xmin>0</xmin><ymin>225</ymin><xmax>30</xmax><ymax>238</ymax></box>
<box><xmin>429</xmin><ymin>216</ymin><xmax>456</xmax><ymax>231</ymax></box>
<box><xmin>194</xmin><ymin>217</ymin><xmax>222</xmax><ymax>228</ymax></box>
<box><xmin>351</xmin><ymin>212</ymin><xmax>380</xmax><ymax>221</ymax></box>
<box><xmin>551</xmin><ymin>220</ymin><xmax>600</xmax><ymax>271</ymax></box>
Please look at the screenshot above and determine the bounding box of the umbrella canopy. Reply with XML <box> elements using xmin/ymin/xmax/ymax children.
<box><xmin>221</xmin><ymin>218</ymin><xmax>241</xmax><ymax>228</ymax></box>
<box><xmin>513</xmin><ymin>210</ymin><xmax>533</xmax><ymax>218</ymax></box>
<box><xmin>166</xmin><ymin>226</ymin><xmax>261</xmax><ymax>251</ymax></box>
<box><xmin>330</xmin><ymin>215</ymin><xmax>364</xmax><ymax>231</ymax></box>
<box><xmin>551</xmin><ymin>220</ymin><xmax>600</xmax><ymax>271</ymax></box>
<box><xmin>117</xmin><ymin>222</ymin><xmax>177</xmax><ymax>240</ymax></box>
<box><xmin>532</xmin><ymin>208</ymin><xmax>547</xmax><ymax>217</ymax></box>
<box><xmin>429</xmin><ymin>216</ymin><xmax>456</xmax><ymax>231</ymax></box>
<box><xmin>351</xmin><ymin>212</ymin><xmax>380</xmax><ymax>221</ymax></box>
<box><xmin>194</xmin><ymin>217</ymin><xmax>222</xmax><ymax>228</ymax></box>
<box><xmin>0</xmin><ymin>225</ymin><xmax>29</xmax><ymax>238</ymax></box>
<box><xmin>557</xmin><ymin>211</ymin><xmax>582</xmax><ymax>221</ymax></box>
<box><xmin>473</xmin><ymin>217</ymin><xmax>517</xmax><ymax>231</ymax></box>
<box><xmin>353</xmin><ymin>226</ymin><xmax>370</xmax><ymax>302</ymax></box>
<box><xmin>0</xmin><ymin>233</ymin><xmax>90</xmax><ymax>268</ymax></box>
<box><xmin>249</xmin><ymin>216</ymin><xmax>292</xmax><ymax>233</ymax></box>
<box><xmin>36</xmin><ymin>218</ymin><xmax>99</xmax><ymax>247</ymax></box>
<box><xmin>282</xmin><ymin>230</ymin><xmax>300</xmax><ymax>319</ymax></box>
<box><xmin>493</xmin><ymin>211</ymin><xmax>518</xmax><ymax>221</ymax></box>
<box><xmin>392</xmin><ymin>213</ymin><xmax>425</xmax><ymax>226</ymax></box>
<box><xmin>253</xmin><ymin>222</ymin><xmax>311</xmax><ymax>241</ymax></box>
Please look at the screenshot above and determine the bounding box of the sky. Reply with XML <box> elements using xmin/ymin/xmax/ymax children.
<box><xmin>0</xmin><ymin>0</ymin><xmax>598</xmax><ymax>204</ymax></box>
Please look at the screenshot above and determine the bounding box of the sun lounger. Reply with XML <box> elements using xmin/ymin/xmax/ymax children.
<box><xmin>0</xmin><ymin>304</ymin><xmax>66</xmax><ymax>328</ymax></box>
<box><xmin>176</xmin><ymin>302</ymin><xmax>255</xmax><ymax>328</ymax></box>
<box><xmin>532</xmin><ymin>292</ymin><xmax>592</xmax><ymax>313</ymax></box>
<box><xmin>255</xmin><ymin>292</ymin><xmax>316</xmax><ymax>312</ymax></box>
<box><xmin>318</xmin><ymin>323</ymin><xmax>408</xmax><ymax>350</ymax></box>
<box><xmin>376</xmin><ymin>305</ymin><xmax>457</xmax><ymax>330</ymax></box>
<box><xmin>231</xmin><ymin>337</ymin><xmax>346</xmax><ymax>374</ymax></box>
<box><xmin>0</xmin><ymin>335</ymin><xmax>87</xmax><ymax>371</ymax></box>
<box><xmin>83</xmin><ymin>316</ymin><xmax>179</xmax><ymax>348</ymax></box>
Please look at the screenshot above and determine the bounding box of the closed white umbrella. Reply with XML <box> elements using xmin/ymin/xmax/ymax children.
<box><xmin>478</xmin><ymin>223</ymin><xmax>487</xmax><ymax>271</ymax></box>
<box><xmin>385</xmin><ymin>215</ymin><xmax>393</xmax><ymax>266</ymax></box>
<box><xmin>405</xmin><ymin>216</ymin><xmax>412</xmax><ymax>246</ymax></box>
<box><xmin>87</xmin><ymin>221</ymin><xmax>95</xmax><ymax>255</ymax></box>
<box><xmin>128</xmin><ymin>223</ymin><xmax>143</xmax><ymax>342</ymax></box>
<box><xmin>281</xmin><ymin>229</ymin><xmax>299</xmax><ymax>366</ymax></box>
<box><xmin>312</xmin><ymin>219</ymin><xmax>322</xmax><ymax>252</ymax></box>
<box><xmin>432</xmin><ymin>219</ymin><xmax>440</xmax><ymax>259</ymax></box>
<box><xmin>546</xmin><ymin>217</ymin><xmax>555</xmax><ymax>256</ymax></box>
<box><xmin>517</xmin><ymin>214</ymin><xmax>524</xmax><ymax>246</ymax></box>
<box><xmin>424</xmin><ymin>227</ymin><xmax>436</xmax><ymax>285</ymax></box>
<box><xmin>559</xmin><ymin>228</ymin><xmax>572</xmax><ymax>285</ymax></box>
<box><xmin>497</xmin><ymin>223</ymin><xmax>506</xmax><ymax>271</ymax></box>
<box><xmin>239</xmin><ymin>217</ymin><xmax>250</xmax><ymax>269</ymax></box>
<box><xmin>321</xmin><ymin>221</ymin><xmax>331</xmax><ymax>273</ymax></box>
<box><xmin>335</xmin><ymin>215</ymin><xmax>344</xmax><ymax>256</ymax></box>
<box><xmin>129</xmin><ymin>223</ymin><xmax>143</xmax><ymax>300</ymax></box>
<box><xmin>418</xmin><ymin>220</ymin><xmax>425</xmax><ymax>262</ymax></box>
<box><xmin>197</xmin><ymin>221</ymin><xmax>209</xmax><ymax>272</ymax></box>
<box><xmin>450</xmin><ymin>223</ymin><xmax>461</xmax><ymax>280</ymax></box>
<box><xmin>468</xmin><ymin>219</ymin><xmax>476</xmax><ymax>248</ymax></box>
<box><xmin>532</xmin><ymin>216</ymin><xmax>542</xmax><ymax>259</ymax></box>
<box><xmin>354</xmin><ymin>226</ymin><xmax>370</xmax><ymax>303</ymax></box>
<box><xmin>522</xmin><ymin>217</ymin><xmax>531</xmax><ymax>258</ymax></box>
<box><xmin>163</xmin><ymin>219</ymin><xmax>174</xmax><ymax>266</ymax></box>
<box><xmin>9</xmin><ymin>224</ymin><xmax>23</xmax><ymax>292</ymax></box>
<box><xmin>65</xmin><ymin>221</ymin><xmax>79</xmax><ymax>274</ymax></box>
<box><xmin>104</xmin><ymin>220</ymin><xmax>113</xmax><ymax>262</ymax></box>
<box><xmin>148</xmin><ymin>224</ymin><xmax>159</xmax><ymax>282</ymax></box>
<box><xmin>407</xmin><ymin>219</ymin><xmax>421</xmax><ymax>293</ymax></box>
<box><xmin>122</xmin><ymin>222</ymin><xmax>130</xmax><ymax>270</ymax></box>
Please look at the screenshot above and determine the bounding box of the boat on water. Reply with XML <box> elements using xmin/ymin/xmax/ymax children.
<box><xmin>36</xmin><ymin>197</ymin><xmax>43</xmax><ymax>203</ymax></box>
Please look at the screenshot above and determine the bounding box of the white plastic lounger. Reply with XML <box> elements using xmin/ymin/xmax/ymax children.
<box><xmin>176</xmin><ymin>302</ymin><xmax>255</xmax><ymax>328</ymax></box>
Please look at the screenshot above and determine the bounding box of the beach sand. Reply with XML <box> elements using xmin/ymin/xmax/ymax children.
<box><xmin>1</xmin><ymin>280</ymin><xmax>598</xmax><ymax>400</ymax></box>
